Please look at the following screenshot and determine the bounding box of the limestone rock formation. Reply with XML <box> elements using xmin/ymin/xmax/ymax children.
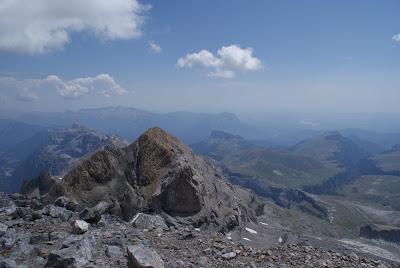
<box><xmin>46</xmin><ymin>127</ymin><xmax>264</xmax><ymax>230</ymax></box>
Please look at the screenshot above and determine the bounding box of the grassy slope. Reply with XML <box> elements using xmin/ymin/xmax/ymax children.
<box><xmin>192</xmin><ymin>132</ymin><xmax>356</xmax><ymax>189</ymax></box>
<box><xmin>221</xmin><ymin>148</ymin><xmax>339</xmax><ymax>188</ymax></box>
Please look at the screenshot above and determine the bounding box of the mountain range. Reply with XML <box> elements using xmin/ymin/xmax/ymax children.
<box><xmin>0</xmin><ymin>124</ymin><xmax>127</xmax><ymax>193</ymax></box>
<box><xmin>2</xmin><ymin>127</ymin><xmax>399</xmax><ymax>266</ymax></box>
<box><xmin>192</xmin><ymin>129</ymin><xmax>400</xmax><ymax>242</ymax></box>
<box><xmin>1</xmin><ymin>108</ymin><xmax>400</xmax><ymax>265</ymax></box>
<box><xmin>15</xmin><ymin>106</ymin><xmax>250</xmax><ymax>144</ymax></box>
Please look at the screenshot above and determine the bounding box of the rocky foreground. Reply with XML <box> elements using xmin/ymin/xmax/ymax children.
<box><xmin>0</xmin><ymin>193</ymin><xmax>396</xmax><ymax>268</ymax></box>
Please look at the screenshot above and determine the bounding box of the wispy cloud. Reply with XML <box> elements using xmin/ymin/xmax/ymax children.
<box><xmin>0</xmin><ymin>74</ymin><xmax>127</xmax><ymax>101</ymax></box>
<box><xmin>149</xmin><ymin>41</ymin><xmax>162</xmax><ymax>53</ymax></box>
<box><xmin>46</xmin><ymin>74</ymin><xmax>127</xmax><ymax>99</ymax></box>
<box><xmin>0</xmin><ymin>0</ymin><xmax>150</xmax><ymax>54</ymax></box>
<box><xmin>177</xmin><ymin>45</ymin><xmax>263</xmax><ymax>78</ymax></box>
<box><xmin>393</xmin><ymin>34</ymin><xmax>400</xmax><ymax>42</ymax></box>
<box><xmin>299</xmin><ymin>120</ymin><xmax>319</xmax><ymax>127</ymax></box>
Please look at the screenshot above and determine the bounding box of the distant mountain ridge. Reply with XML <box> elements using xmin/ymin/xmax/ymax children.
<box><xmin>17</xmin><ymin>106</ymin><xmax>250</xmax><ymax>144</ymax></box>
<box><xmin>192</xmin><ymin>130</ymin><xmax>358</xmax><ymax>189</ymax></box>
<box><xmin>290</xmin><ymin>131</ymin><xmax>369</xmax><ymax>170</ymax></box>
<box><xmin>0</xmin><ymin>124</ymin><xmax>127</xmax><ymax>192</ymax></box>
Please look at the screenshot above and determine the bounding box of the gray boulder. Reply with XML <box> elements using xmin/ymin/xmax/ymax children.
<box><xmin>0</xmin><ymin>222</ymin><xmax>8</xmax><ymax>237</ymax></box>
<box><xmin>1</xmin><ymin>228</ymin><xmax>16</xmax><ymax>250</ymax></box>
<box><xmin>45</xmin><ymin>236</ymin><xmax>95</xmax><ymax>268</ymax></box>
<box><xmin>54</xmin><ymin>196</ymin><xmax>70</xmax><ymax>208</ymax></box>
<box><xmin>54</xmin><ymin>196</ymin><xmax>79</xmax><ymax>212</ymax></box>
<box><xmin>221</xmin><ymin>252</ymin><xmax>237</xmax><ymax>260</ymax></box>
<box><xmin>42</xmin><ymin>205</ymin><xmax>73</xmax><ymax>222</ymax></box>
<box><xmin>79</xmin><ymin>201</ymin><xmax>110</xmax><ymax>223</ymax></box>
<box><xmin>131</xmin><ymin>213</ymin><xmax>167</xmax><ymax>230</ymax></box>
<box><xmin>105</xmin><ymin>245</ymin><xmax>124</xmax><ymax>259</ymax></box>
<box><xmin>30</xmin><ymin>198</ymin><xmax>43</xmax><ymax>210</ymax></box>
<box><xmin>71</xmin><ymin>220</ymin><xmax>89</xmax><ymax>234</ymax></box>
<box><xmin>0</xmin><ymin>260</ymin><xmax>14</xmax><ymax>268</ymax></box>
<box><xmin>29</xmin><ymin>233</ymin><xmax>49</xmax><ymax>245</ymax></box>
<box><xmin>127</xmin><ymin>244</ymin><xmax>164</xmax><ymax>268</ymax></box>
<box><xmin>11</xmin><ymin>207</ymin><xmax>33</xmax><ymax>221</ymax></box>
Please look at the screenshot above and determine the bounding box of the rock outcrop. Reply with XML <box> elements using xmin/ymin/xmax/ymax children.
<box><xmin>46</xmin><ymin>127</ymin><xmax>264</xmax><ymax>230</ymax></box>
<box><xmin>20</xmin><ymin>172</ymin><xmax>58</xmax><ymax>198</ymax></box>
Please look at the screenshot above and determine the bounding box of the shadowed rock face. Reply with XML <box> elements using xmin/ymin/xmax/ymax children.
<box><xmin>360</xmin><ymin>224</ymin><xmax>400</xmax><ymax>243</ymax></box>
<box><xmin>20</xmin><ymin>171</ymin><xmax>58</xmax><ymax>198</ymax></box>
<box><xmin>160</xmin><ymin>166</ymin><xmax>202</xmax><ymax>216</ymax></box>
<box><xmin>47</xmin><ymin>127</ymin><xmax>263</xmax><ymax>230</ymax></box>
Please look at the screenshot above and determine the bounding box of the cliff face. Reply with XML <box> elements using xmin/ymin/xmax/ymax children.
<box><xmin>47</xmin><ymin>127</ymin><xmax>264</xmax><ymax>230</ymax></box>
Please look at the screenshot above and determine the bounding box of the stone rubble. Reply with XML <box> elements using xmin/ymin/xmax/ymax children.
<box><xmin>0</xmin><ymin>193</ymin><xmax>397</xmax><ymax>268</ymax></box>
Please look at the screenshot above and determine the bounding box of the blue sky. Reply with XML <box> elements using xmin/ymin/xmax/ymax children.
<box><xmin>0</xmin><ymin>0</ymin><xmax>399</xmax><ymax>115</ymax></box>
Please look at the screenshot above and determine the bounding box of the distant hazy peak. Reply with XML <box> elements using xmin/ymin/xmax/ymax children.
<box><xmin>209</xmin><ymin>130</ymin><xmax>244</xmax><ymax>140</ymax></box>
<box><xmin>387</xmin><ymin>144</ymin><xmax>400</xmax><ymax>153</ymax></box>
<box><xmin>322</xmin><ymin>130</ymin><xmax>343</xmax><ymax>138</ymax></box>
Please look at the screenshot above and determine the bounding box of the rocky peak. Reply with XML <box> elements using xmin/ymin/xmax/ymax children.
<box><xmin>46</xmin><ymin>127</ymin><xmax>263</xmax><ymax>230</ymax></box>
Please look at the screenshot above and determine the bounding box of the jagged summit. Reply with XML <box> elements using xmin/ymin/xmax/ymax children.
<box><xmin>46</xmin><ymin>127</ymin><xmax>263</xmax><ymax>229</ymax></box>
<box><xmin>136</xmin><ymin>127</ymin><xmax>189</xmax><ymax>153</ymax></box>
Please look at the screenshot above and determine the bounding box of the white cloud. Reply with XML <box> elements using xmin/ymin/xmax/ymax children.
<box><xmin>0</xmin><ymin>0</ymin><xmax>149</xmax><ymax>54</ymax></box>
<box><xmin>177</xmin><ymin>50</ymin><xmax>220</xmax><ymax>68</ymax></box>
<box><xmin>44</xmin><ymin>74</ymin><xmax>127</xmax><ymax>99</ymax></box>
<box><xmin>0</xmin><ymin>74</ymin><xmax>127</xmax><ymax>100</ymax></box>
<box><xmin>149</xmin><ymin>41</ymin><xmax>161</xmax><ymax>53</ymax></box>
<box><xmin>177</xmin><ymin>45</ymin><xmax>262</xmax><ymax>78</ymax></box>
<box><xmin>16</xmin><ymin>88</ymin><xmax>38</xmax><ymax>102</ymax></box>
<box><xmin>393</xmin><ymin>34</ymin><xmax>400</xmax><ymax>42</ymax></box>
